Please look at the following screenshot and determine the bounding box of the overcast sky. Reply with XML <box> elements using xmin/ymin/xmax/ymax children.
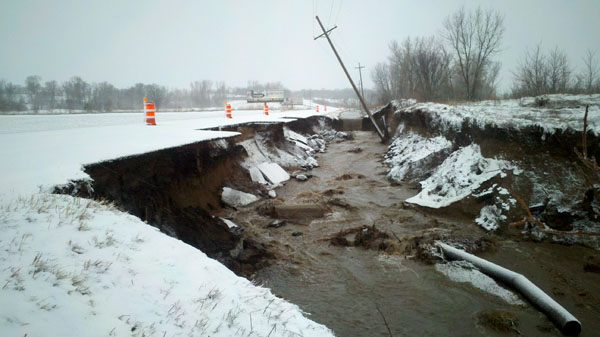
<box><xmin>1</xmin><ymin>0</ymin><xmax>599</xmax><ymax>93</ymax></box>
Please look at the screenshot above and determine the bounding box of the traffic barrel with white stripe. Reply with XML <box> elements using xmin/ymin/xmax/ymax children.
<box><xmin>264</xmin><ymin>103</ymin><xmax>269</xmax><ymax>116</ymax></box>
<box><xmin>226</xmin><ymin>103</ymin><xmax>232</xmax><ymax>118</ymax></box>
<box><xmin>316</xmin><ymin>104</ymin><xmax>319</xmax><ymax>113</ymax></box>
<box><xmin>143</xmin><ymin>97</ymin><xmax>156</xmax><ymax>125</ymax></box>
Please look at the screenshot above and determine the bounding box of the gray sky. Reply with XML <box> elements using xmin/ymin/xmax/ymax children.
<box><xmin>1</xmin><ymin>0</ymin><xmax>599</xmax><ymax>93</ymax></box>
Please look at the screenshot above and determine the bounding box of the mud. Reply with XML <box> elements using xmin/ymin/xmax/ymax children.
<box><xmin>223</xmin><ymin>131</ymin><xmax>600</xmax><ymax>337</ymax></box>
<box><xmin>55</xmin><ymin>112</ymin><xmax>600</xmax><ymax>336</ymax></box>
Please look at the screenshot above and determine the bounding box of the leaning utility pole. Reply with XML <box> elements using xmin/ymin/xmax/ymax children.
<box><xmin>314</xmin><ymin>16</ymin><xmax>386</xmax><ymax>141</ymax></box>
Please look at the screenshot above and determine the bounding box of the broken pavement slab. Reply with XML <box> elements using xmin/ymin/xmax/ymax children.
<box><xmin>257</xmin><ymin>162</ymin><xmax>290</xmax><ymax>185</ymax></box>
<box><xmin>248</xmin><ymin>166</ymin><xmax>267</xmax><ymax>184</ymax></box>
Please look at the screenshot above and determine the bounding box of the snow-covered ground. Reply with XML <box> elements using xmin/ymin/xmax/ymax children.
<box><xmin>0</xmin><ymin>108</ymin><xmax>338</xmax><ymax>198</ymax></box>
<box><xmin>0</xmin><ymin>194</ymin><xmax>334</xmax><ymax>336</ymax></box>
<box><xmin>396</xmin><ymin>93</ymin><xmax>600</xmax><ymax>134</ymax></box>
<box><xmin>0</xmin><ymin>107</ymin><xmax>338</xmax><ymax>336</ymax></box>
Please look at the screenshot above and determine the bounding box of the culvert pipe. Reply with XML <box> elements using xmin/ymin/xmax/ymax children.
<box><xmin>436</xmin><ymin>242</ymin><xmax>581</xmax><ymax>336</ymax></box>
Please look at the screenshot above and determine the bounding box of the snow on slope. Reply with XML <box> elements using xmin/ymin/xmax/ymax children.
<box><xmin>0</xmin><ymin>194</ymin><xmax>334</xmax><ymax>337</ymax></box>
<box><xmin>406</xmin><ymin>144</ymin><xmax>518</xmax><ymax>208</ymax></box>
<box><xmin>397</xmin><ymin>93</ymin><xmax>600</xmax><ymax>135</ymax></box>
<box><xmin>0</xmin><ymin>108</ymin><xmax>337</xmax><ymax>336</ymax></box>
<box><xmin>384</xmin><ymin>130</ymin><xmax>452</xmax><ymax>182</ymax></box>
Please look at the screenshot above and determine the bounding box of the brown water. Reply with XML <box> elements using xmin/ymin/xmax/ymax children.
<box><xmin>226</xmin><ymin>131</ymin><xmax>600</xmax><ymax>336</ymax></box>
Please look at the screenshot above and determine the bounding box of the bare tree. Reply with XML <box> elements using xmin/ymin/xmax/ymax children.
<box><xmin>25</xmin><ymin>75</ymin><xmax>42</xmax><ymax>112</ymax></box>
<box><xmin>63</xmin><ymin>76</ymin><xmax>90</xmax><ymax>111</ymax></box>
<box><xmin>410</xmin><ymin>36</ymin><xmax>452</xmax><ymax>100</ymax></box>
<box><xmin>145</xmin><ymin>84</ymin><xmax>167</xmax><ymax>111</ymax></box>
<box><xmin>513</xmin><ymin>44</ymin><xmax>548</xmax><ymax>96</ymax></box>
<box><xmin>371</xmin><ymin>62</ymin><xmax>392</xmax><ymax>104</ymax></box>
<box><xmin>582</xmin><ymin>49</ymin><xmax>599</xmax><ymax>94</ymax></box>
<box><xmin>512</xmin><ymin>44</ymin><xmax>572</xmax><ymax>97</ymax></box>
<box><xmin>442</xmin><ymin>6</ymin><xmax>505</xmax><ymax>100</ymax></box>
<box><xmin>43</xmin><ymin>80</ymin><xmax>59</xmax><ymax>111</ymax></box>
<box><xmin>547</xmin><ymin>47</ymin><xmax>571</xmax><ymax>94</ymax></box>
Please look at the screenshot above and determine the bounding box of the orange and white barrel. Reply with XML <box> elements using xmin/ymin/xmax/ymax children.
<box><xmin>316</xmin><ymin>104</ymin><xmax>319</xmax><ymax>113</ymax></box>
<box><xmin>226</xmin><ymin>103</ymin><xmax>232</xmax><ymax>118</ymax></box>
<box><xmin>264</xmin><ymin>103</ymin><xmax>269</xmax><ymax>116</ymax></box>
<box><xmin>324</xmin><ymin>105</ymin><xmax>327</xmax><ymax>112</ymax></box>
<box><xmin>143</xmin><ymin>97</ymin><xmax>156</xmax><ymax>125</ymax></box>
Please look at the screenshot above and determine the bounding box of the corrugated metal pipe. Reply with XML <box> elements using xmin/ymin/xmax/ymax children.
<box><xmin>436</xmin><ymin>242</ymin><xmax>581</xmax><ymax>336</ymax></box>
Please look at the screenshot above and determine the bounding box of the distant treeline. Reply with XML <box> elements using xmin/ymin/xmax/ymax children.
<box><xmin>371</xmin><ymin>6</ymin><xmax>600</xmax><ymax>104</ymax></box>
<box><xmin>0</xmin><ymin>77</ymin><xmax>369</xmax><ymax>113</ymax></box>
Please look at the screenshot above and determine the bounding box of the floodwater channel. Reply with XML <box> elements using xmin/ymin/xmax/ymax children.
<box><xmin>224</xmin><ymin>131</ymin><xmax>600</xmax><ymax>336</ymax></box>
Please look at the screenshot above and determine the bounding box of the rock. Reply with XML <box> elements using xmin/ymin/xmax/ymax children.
<box><xmin>295</xmin><ymin>174</ymin><xmax>309</xmax><ymax>181</ymax></box>
<box><xmin>222</xmin><ymin>187</ymin><xmax>259</xmax><ymax>208</ymax></box>
<box><xmin>336</xmin><ymin>131</ymin><xmax>348</xmax><ymax>138</ymax></box>
<box><xmin>267</xmin><ymin>219</ymin><xmax>287</xmax><ymax>228</ymax></box>
<box><xmin>268</xmin><ymin>190</ymin><xmax>277</xmax><ymax>198</ymax></box>
<box><xmin>291</xmin><ymin>231</ymin><xmax>303</xmax><ymax>237</ymax></box>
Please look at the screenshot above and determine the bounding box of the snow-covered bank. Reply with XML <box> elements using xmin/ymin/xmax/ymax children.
<box><xmin>406</xmin><ymin>144</ymin><xmax>518</xmax><ymax>209</ymax></box>
<box><xmin>385</xmin><ymin>94</ymin><xmax>600</xmax><ymax>246</ymax></box>
<box><xmin>0</xmin><ymin>194</ymin><xmax>334</xmax><ymax>337</ymax></box>
<box><xmin>0</xmin><ymin>108</ymin><xmax>337</xmax><ymax>199</ymax></box>
<box><xmin>0</xmin><ymin>108</ymin><xmax>340</xmax><ymax>336</ymax></box>
<box><xmin>395</xmin><ymin>93</ymin><xmax>600</xmax><ymax>135</ymax></box>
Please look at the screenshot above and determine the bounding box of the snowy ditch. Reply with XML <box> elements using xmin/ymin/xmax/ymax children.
<box><xmin>383</xmin><ymin>94</ymin><xmax>600</xmax><ymax>247</ymax></box>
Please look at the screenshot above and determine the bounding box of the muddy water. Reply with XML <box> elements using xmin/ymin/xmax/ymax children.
<box><xmin>226</xmin><ymin>131</ymin><xmax>600</xmax><ymax>336</ymax></box>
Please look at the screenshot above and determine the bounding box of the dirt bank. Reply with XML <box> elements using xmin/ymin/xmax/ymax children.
<box><xmin>54</xmin><ymin>116</ymin><xmax>331</xmax><ymax>275</ymax></box>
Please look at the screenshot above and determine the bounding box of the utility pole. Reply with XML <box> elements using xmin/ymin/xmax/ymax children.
<box><xmin>314</xmin><ymin>16</ymin><xmax>386</xmax><ymax>142</ymax></box>
<box><xmin>355</xmin><ymin>63</ymin><xmax>365</xmax><ymax>99</ymax></box>
<box><xmin>355</xmin><ymin>62</ymin><xmax>365</xmax><ymax>113</ymax></box>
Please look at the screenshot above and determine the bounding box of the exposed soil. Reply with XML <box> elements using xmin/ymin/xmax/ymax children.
<box><xmin>57</xmin><ymin>113</ymin><xmax>600</xmax><ymax>336</ymax></box>
<box><xmin>222</xmin><ymin>131</ymin><xmax>600</xmax><ymax>337</ymax></box>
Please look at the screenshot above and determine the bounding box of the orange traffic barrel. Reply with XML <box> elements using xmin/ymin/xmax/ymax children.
<box><xmin>264</xmin><ymin>103</ymin><xmax>269</xmax><ymax>116</ymax></box>
<box><xmin>324</xmin><ymin>105</ymin><xmax>327</xmax><ymax>112</ymax></box>
<box><xmin>316</xmin><ymin>104</ymin><xmax>319</xmax><ymax>113</ymax></box>
<box><xmin>143</xmin><ymin>97</ymin><xmax>156</xmax><ymax>125</ymax></box>
<box><xmin>226</xmin><ymin>104</ymin><xmax>232</xmax><ymax>118</ymax></box>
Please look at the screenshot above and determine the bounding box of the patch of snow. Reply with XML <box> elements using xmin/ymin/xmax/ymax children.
<box><xmin>0</xmin><ymin>194</ymin><xmax>334</xmax><ymax>337</ymax></box>
<box><xmin>475</xmin><ymin>205</ymin><xmax>507</xmax><ymax>231</ymax></box>
<box><xmin>436</xmin><ymin>261</ymin><xmax>525</xmax><ymax>306</ymax></box>
<box><xmin>406</xmin><ymin>144</ymin><xmax>517</xmax><ymax>208</ymax></box>
<box><xmin>258</xmin><ymin>162</ymin><xmax>290</xmax><ymax>185</ymax></box>
<box><xmin>268</xmin><ymin>190</ymin><xmax>277</xmax><ymax>198</ymax></box>
<box><xmin>384</xmin><ymin>132</ymin><xmax>452</xmax><ymax>182</ymax></box>
<box><xmin>221</xmin><ymin>187</ymin><xmax>259</xmax><ymax>207</ymax></box>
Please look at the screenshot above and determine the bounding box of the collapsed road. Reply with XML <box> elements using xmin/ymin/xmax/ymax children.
<box><xmin>70</xmin><ymin>97</ymin><xmax>600</xmax><ymax>336</ymax></box>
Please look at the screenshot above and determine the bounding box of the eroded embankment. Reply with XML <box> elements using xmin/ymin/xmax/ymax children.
<box><xmin>62</xmin><ymin>116</ymin><xmax>333</xmax><ymax>275</ymax></box>
<box><xmin>378</xmin><ymin>99</ymin><xmax>600</xmax><ymax>248</ymax></box>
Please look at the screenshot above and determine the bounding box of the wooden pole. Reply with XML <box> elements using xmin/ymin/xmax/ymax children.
<box><xmin>314</xmin><ymin>16</ymin><xmax>386</xmax><ymax>141</ymax></box>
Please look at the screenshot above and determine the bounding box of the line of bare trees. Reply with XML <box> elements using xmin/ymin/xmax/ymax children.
<box><xmin>372</xmin><ymin>6</ymin><xmax>600</xmax><ymax>104</ymax></box>
<box><xmin>372</xmin><ymin>6</ymin><xmax>504</xmax><ymax>103</ymax></box>
<box><xmin>512</xmin><ymin>46</ymin><xmax>600</xmax><ymax>97</ymax></box>
<box><xmin>0</xmin><ymin>77</ymin><xmax>266</xmax><ymax>113</ymax></box>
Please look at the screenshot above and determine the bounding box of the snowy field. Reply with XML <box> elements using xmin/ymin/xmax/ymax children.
<box><xmin>0</xmin><ymin>106</ymin><xmax>337</xmax><ymax>336</ymax></box>
<box><xmin>397</xmin><ymin>94</ymin><xmax>600</xmax><ymax>134</ymax></box>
